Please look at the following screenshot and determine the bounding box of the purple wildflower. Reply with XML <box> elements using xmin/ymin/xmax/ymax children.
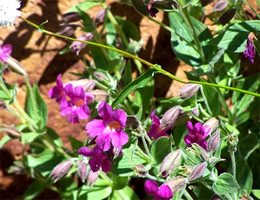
<box><xmin>184</xmin><ymin>121</ymin><xmax>210</xmax><ymax>150</ymax></box>
<box><xmin>0</xmin><ymin>44</ymin><xmax>12</xmax><ymax>64</ymax></box>
<box><xmin>60</xmin><ymin>84</ymin><xmax>94</xmax><ymax>124</ymax></box>
<box><xmin>148</xmin><ymin>110</ymin><xmax>168</xmax><ymax>140</ymax></box>
<box><xmin>86</xmin><ymin>101</ymin><xmax>128</xmax><ymax>151</ymax></box>
<box><xmin>48</xmin><ymin>74</ymin><xmax>65</xmax><ymax>103</ymax></box>
<box><xmin>243</xmin><ymin>33</ymin><xmax>256</xmax><ymax>64</ymax></box>
<box><xmin>78</xmin><ymin>146</ymin><xmax>112</xmax><ymax>173</ymax></box>
<box><xmin>147</xmin><ymin>2</ymin><xmax>159</xmax><ymax>17</ymax></box>
<box><xmin>144</xmin><ymin>180</ymin><xmax>173</xmax><ymax>200</ymax></box>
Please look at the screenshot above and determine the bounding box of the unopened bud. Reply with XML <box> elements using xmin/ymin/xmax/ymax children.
<box><xmin>1</xmin><ymin>125</ymin><xmax>21</xmax><ymax>138</ymax></box>
<box><xmin>126</xmin><ymin>116</ymin><xmax>140</xmax><ymax>129</ymax></box>
<box><xmin>160</xmin><ymin>149</ymin><xmax>182</xmax><ymax>177</ymax></box>
<box><xmin>61</xmin><ymin>12</ymin><xmax>81</xmax><ymax>24</ymax></box>
<box><xmin>87</xmin><ymin>170</ymin><xmax>99</xmax><ymax>187</ymax></box>
<box><xmin>57</xmin><ymin>24</ymin><xmax>78</xmax><ymax>37</ymax></box>
<box><xmin>77</xmin><ymin>160</ymin><xmax>88</xmax><ymax>182</ymax></box>
<box><xmin>165</xmin><ymin>176</ymin><xmax>188</xmax><ymax>195</ymax></box>
<box><xmin>66</xmin><ymin>79</ymin><xmax>95</xmax><ymax>92</ymax></box>
<box><xmin>207</xmin><ymin>129</ymin><xmax>220</xmax><ymax>153</ymax></box>
<box><xmin>94</xmin><ymin>9</ymin><xmax>106</xmax><ymax>25</ymax></box>
<box><xmin>50</xmin><ymin>159</ymin><xmax>73</xmax><ymax>182</ymax></box>
<box><xmin>173</xmin><ymin>112</ymin><xmax>190</xmax><ymax>127</ymax></box>
<box><xmin>178</xmin><ymin>84</ymin><xmax>200</xmax><ymax>99</ymax></box>
<box><xmin>93</xmin><ymin>72</ymin><xmax>108</xmax><ymax>82</ymax></box>
<box><xmin>71</xmin><ymin>33</ymin><xmax>93</xmax><ymax>55</ymax></box>
<box><xmin>134</xmin><ymin>164</ymin><xmax>147</xmax><ymax>177</ymax></box>
<box><xmin>91</xmin><ymin>89</ymin><xmax>108</xmax><ymax>102</ymax></box>
<box><xmin>197</xmin><ymin>145</ymin><xmax>209</xmax><ymax>161</ymax></box>
<box><xmin>6</xmin><ymin>56</ymin><xmax>27</xmax><ymax>76</ymax></box>
<box><xmin>192</xmin><ymin>107</ymin><xmax>199</xmax><ymax>116</ymax></box>
<box><xmin>212</xmin><ymin>0</ymin><xmax>228</xmax><ymax>12</ymax></box>
<box><xmin>218</xmin><ymin>8</ymin><xmax>236</xmax><ymax>25</ymax></box>
<box><xmin>160</xmin><ymin>106</ymin><xmax>181</xmax><ymax>129</ymax></box>
<box><xmin>204</xmin><ymin>117</ymin><xmax>219</xmax><ymax>134</ymax></box>
<box><xmin>188</xmin><ymin>162</ymin><xmax>207</xmax><ymax>181</ymax></box>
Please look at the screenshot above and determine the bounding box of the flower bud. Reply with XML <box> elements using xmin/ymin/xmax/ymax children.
<box><xmin>160</xmin><ymin>106</ymin><xmax>181</xmax><ymax>129</ymax></box>
<box><xmin>66</xmin><ymin>79</ymin><xmax>95</xmax><ymax>92</ymax></box>
<box><xmin>1</xmin><ymin>125</ymin><xmax>21</xmax><ymax>138</ymax></box>
<box><xmin>204</xmin><ymin>117</ymin><xmax>219</xmax><ymax>134</ymax></box>
<box><xmin>197</xmin><ymin>145</ymin><xmax>209</xmax><ymax>161</ymax></box>
<box><xmin>93</xmin><ymin>72</ymin><xmax>108</xmax><ymax>82</ymax></box>
<box><xmin>57</xmin><ymin>24</ymin><xmax>78</xmax><ymax>37</ymax></box>
<box><xmin>218</xmin><ymin>8</ymin><xmax>236</xmax><ymax>25</ymax></box>
<box><xmin>178</xmin><ymin>84</ymin><xmax>200</xmax><ymax>99</ymax></box>
<box><xmin>77</xmin><ymin>160</ymin><xmax>88</xmax><ymax>182</ymax></box>
<box><xmin>165</xmin><ymin>176</ymin><xmax>188</xmax><ymax>195</ymax></box>
<box><xmin>91</xmin><ymin>89</ymin><xmax>108</xmax><ymax>102</ymax></box>
<box><xmin>212</xmin><ymin>0</ymin><xmax>228</xmax><ymax>12</ymax></box>
<box><xmin>71</xmin><ymin>33</ymin><xmax>94</xmax><ymax>55</ymax></box>
<box><xmin>94</xmin><ymin>9</ymin><xmax>106</xmax><ymax>25</ymax></box>
<box><xmin>87</xmin><ymin>170</ymin><xmax>99</xmax><ymax>187</ymax></box>
<box><xmin>160</xmin><ymin>149</ymin><xmax>182</xmax><ymax>177</ymax></box>
<box><xmin>207</xmin><ymin>129</ymin><xmax>220</xmax><ymax>153</ymax></box>
<box><xmin>6</xmin><ymin>56</ymin><xmax>27</xmax><ymax>76</ymax></box>
<box><xmin>61</xmin><ymin>12</ymin><xmax>81</xmax><ymax>24</ymax></box>
<box><xmin>192</xmin><ymin>107</ymin><xmax>199</xmax><ymax>116</ymax></box>
<box><xmin>188</xmin><ymin>162</ymin><xmax>207</xmax><ymax>181</ymax></box>
<box><xmin>134</xmin><ymin>164</ymin><xmax>147</xmax><ymax>178</ymax></box>
<box><xmin>126</xmin><ymin>116</ymin><xmax>140</xmax><ymax>129</ymax></box>
<box><xmin>50</xmin><ymin>159</ymin><xmax>73</xmax><ymax>182</ymax></box>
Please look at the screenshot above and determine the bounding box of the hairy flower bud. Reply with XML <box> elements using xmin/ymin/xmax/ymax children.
<box><xmin>218</xmin><ymin>8</ymin><xmax>236</xmax><ymax>25</ymax></box>
<box><xmin>134</xmin><ymin>164</ymin><xmax>147</xmax><ymax>178</ymax></box>
<box><xmin>212</xmin><ymin>0</ymin><xmax>228</xmax><ymax>12</ymax></box>
<box><xmin>93</xmin><ymin>72</ymin><xmax>108</xmax><ymax>82</ymax></box>
<box><xmin>87</xmin><ymin>170</ymin><xmax>99</xmax><ymax>187</ymax></box>
<box><xmin>71</xmin><ymin>33</ymin><xmax>94</xmax><ymax>55</ymax></box>
<box><xmin>160</xmin><ymin>149</ymin><xmax>182</xmax><ymax>177</ymax></box>
<box><xmin>66</xmin><ymin>79</ymin><xmax>95</xmax><ymax>92</ymax></box>
<box><xmin>165</xmin><ymin>176</ymin><xmax>188</xmax><ymax>195</ymax></box>
<box><xmin>6</xmin><ymin>56</ymin><xmax>27</xmax><ymax>76</ymax></box>
<box><xmin>207</xmin><ymin>129</ymin><xmax>220</xmax><ymax>153</ymax></box>
<box><xmin>192</xmin><ymin>107</ymin><xmax>199</xmax><ymax>116</ymax></box>
<box><xmin>1</xmin><ymin>125</ymin><xmax>21</xmax><ymax>138</ymax></box>
<box><xmin>188</xmin><ymin>162</ymin><xmax>207</xmax><ymax>181</ymax></box>
<box><xmin>57</xmin><ymin>24</ymin><xmax>78</xmax><ymax>37</ymax></box>
<box><xmin>126</xmin><ymin>116</ymin><xmax>140</xmax><ymax>129</ymax></box>
<box><xmin>91</xmin><ymin>89</ymin><xmax>108</xmax><ymax>102</ymax></box>
<box><xmin>160</xmin><ymin>106</ymin><xmax>181</xmax><ymax>129</ymax></box>
<box><xmin>61</xmin><ymin>12</ymin><xmax>81</xmax><ymax>24</ymax></box>
<box><xmin>50</xmin><ymin>159</ymin><xmax>73</xmax><ymax>182</ymax></box>
<box><xmin>178</xmin><ymin>84</ymin><xmax>200</xmax><ymax>99</ymax></box>
<box><xmin>204</xmin><ymin>117</ymin><xmax>219</xmax><ymax>134</ymax></box>
<box><xmin>77</xmin><ymin>160</ymin><xmax>88</xmax><ymax>182</ymax></box>
<box><xmin>94</xmin><ymin>9</ymin><xmax>106</xmax><ymax>25</ymax></box>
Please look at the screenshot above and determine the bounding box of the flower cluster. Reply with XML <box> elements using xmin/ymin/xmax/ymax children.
<box><xmin>243</xmin><ymin>32</ymin><xmax>256</xmax><ymax>64</ymax></box>
<box><xmin>184</xmin><ymin>121</ymin><xmax>210</xmax><ymax>149</ymax></box>
<box><xmin>48</xmin><ymin>74</ymin><xmax>94</xmax><ymax>124</ymax></box>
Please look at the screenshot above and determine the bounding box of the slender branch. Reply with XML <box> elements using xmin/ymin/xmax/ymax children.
<box><xmin>20</xmin><ymin>17</ymin><xmax>260</xmax><ymax>97</ymax></box>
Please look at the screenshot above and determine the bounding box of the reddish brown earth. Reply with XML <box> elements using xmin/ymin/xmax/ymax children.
<box><xmin>0</xmin><ymin>0</ymin><xmax>258</xmax><ymax>199</ymax></box>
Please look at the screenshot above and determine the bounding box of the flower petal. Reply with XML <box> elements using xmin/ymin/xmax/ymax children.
<box><xmin>157</xmin><ymin>184</ymin><xmax>173</xmax><ymax>199</ymax></box>
<box><xmin>111</xmin><ymin>130</ymin><xmax>129</xmax><ymax>148</ymax></box>
<box><xmin>89</xmin><ymin>156</ymin><xmax>101</xmax><ymax>172</ymax></box>
<box><xmin>113</xmin><ymin>109</ymin><xmax>127</xmax><ymax>128</ymax></box>
<box><xmin>98</xmin><ymin>101</ymin><xmax>112</xmax><ymax>119</ymax></box>
<box><xmin>78</xmin><ymin>147</ymin><xmax>93</xmax><ymax>157</ymax></box>
<box><xmin>101</xmin><ymin>157</ymin><xmax>112</xmax><ymax>173</ymax></box>
<box><xmin>187</xmin><ymin>121</ymin><xmax>194</xmax><ymax>134</ymax></box>
<box><xmin>144</xmin><ymin>180</ymin><xmax>158</xmax><ymax>195</ymax></box>
<box><xmin>86</xmin><ymin>119</ymin><xmax>105</xmax><ymax>138</ymax></box>
<box><xmin>96</xmin><ymin>133</ymin><xmax>111</xmax><ymax>152</ymax></box>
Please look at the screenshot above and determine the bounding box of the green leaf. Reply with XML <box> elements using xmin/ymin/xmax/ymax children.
<box><xmin>68</xmin><ymin>136</ymin><xmax>83</xmax><ymax>152</ymax></box>
<box><xmin>122</xmin><ymin>60</ymin><xmax>132</xmax><ymax>86</ymax></box>
<box><xmin>0</xmin><ymin>135</ymin><xmax>11</xmax><ymax>148</ymax></box>
<box><xmin>0</xmin><ymin>83</ymin><xmax>17</xmax><ymax>103</ymax></box>
<box><xmin>111</xmin><ymin>186</ymin><xmax>140</xmax><ymax>200</ymax></box>
<box><xmin>116</xmin><ymin>16</ymin><xmax>140</xmax><ymax>41</ymax></box>
<box><xmin>151</xmin><ymin>136</ymin><xmax>171</xmax><ymax>164</ymax></box>
<box><xmin>23</xmin><ymin>180</ymin><xmax>47</xmax><ymax>200</ymax></box>
<box><xmin>252</xmin><ymin>190</ymin><xmax>260</xmax><ymax>199</ymax></box>
<box><xmin>239</xmin><ymin>133</ymin><xmax>258</xmax><ymax>159</ymax></box>
<box><xmin>76</xmin><ymin>7</ymin><xmax>94</xmax><ymax>32</ymax></box>
<box><xmin>112</xmin><ymin>68</ymin><xmax>156</xmax><ymax>108</ymax></box>
<box><xmin>106</xmin><ymin>22</ymin><xmax>117</xmax><ymax>45</ymax></box>
<box><xmin>236</xmin><ymin>158</ymin><xmax>253</xmax><ymax>196</ymax></box>
<box><xmin>47</xmin><ymin>127</ymin><xmax>63</xmax><ymax>147</ymax></box>
<box><xmin>212</xmin><ymin>173</ymin><xmax>239</xmax><ymax>195</ymax></box>
<box><xmin>209</xmin><ymin>20</ymin><xmax>260</xmax><ymax>52</ymax></box>
<box><xmin>21</xmin><ymin>132</ymin><xmax>44</xmax><ymax>144</ymax></box>
<box><xmin>68</xmin><ymin>1</ymin><xmax>103</xmax><ymax>12</ymax></box>
<box><xmin>112</xmin><ymin>175</ymin><xmax>128</xmax><ymax>190</ymax></box>
<box><xmin>202</xmin><ymin>84</ymin><xmax>221</xmax><ymax>116</ymax></box>
<box><xmin>89</xmin><ymin>45</ymin><xmax>109</xmax><ymax>70</ymax></box>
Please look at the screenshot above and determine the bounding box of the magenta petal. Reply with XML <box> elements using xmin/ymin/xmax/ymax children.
<box><xmin>98</xmin><ymin>101</ymin><xmax>113</xmax><ymax>119</ymax></box>
<box><xmin>111</xmin><ymin>130</ymin><xmax>128</xmax><ymax>148</ymax></box>
<box><xmin>74</xmin><ymin>86</ymin><xmax>85</xmax><ymax>98</ymax></box>
<box><xmin>64</xmin><ymin>84</ymin><xmax>73</xmax><ymax>97</ymax></box>
<box><xmin>101</xmin><ymin>158</ymin><xmax>112</xmax><ymax>173</ymax></box>
<box><xmin>194</xmin><ymin>122</ymin><xmax>203</xmax><ymax>133</ymax></box>
<box><xmin>85</xmin><ymin>92</ymin><xmax>94</xmax><ymax>104</ymax></box>
<box><xmin>157</xmin><ymin>184</ymin><xmax>173</xmax><ymax>199</ymax></box>
<box><xmin>89</xmin><ymin>156</ymin><xmax>101</xmax><ymax>172</ymax></box>
<box><xmin>96</xmin><ymin>133</ymin><xmax>111</xmax><ymax>152</ymax></box>
<box><xmin>113</xmin><ymin>109</ymin><xmax>127</xmax><ymax>128</ymax></box>
<box><xmin>76</xmin><ymin>106</ymin><xmax>89</xmax><ymax>119</ymax></box>
<box><xmin>86</xmin><ymin>119</ymin><xmax>105</xmax><ymax>138</ymax></box>
<box><xmin>78</xmin><ymin>147</ymin><xmax>93</xmax><ymax>157</ymax></box>
<box><xmin>2</xmin><ymin>44</ymin><xmax>12</xmax><ymax>55</ymax></box>
<box><xmin>184</xmin><ymin>134</ymin><xmax>194</xmax><ymax>146</ymax></box>
<box><xmin>68</xmin><ymin>112</ymin><xmax>79</xmax><ymax>124</ymax></box>
<box><xmin>151</xmin><ymin>110</ymin><xmax>160</xmax><ymax>126</ymax></box>
<box><xmin>144</xmin><ymin>180</ymin><xmax>158</xmax><ymax>195</ymax></box>
<box><xmin>187</xmin><ymin>121</ymin><xmax>194</xmax><ymax>133</ymax></box>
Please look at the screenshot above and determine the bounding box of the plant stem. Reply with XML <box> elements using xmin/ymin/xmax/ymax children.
<box><xmin>230</xmin><ymin>150</ymin><xmax>236</xmax><ymax>178</ymax></box>
<box><xmin>183</xmin><ymin>190</ymin><xmax>194</xmax><ymax>200</ymax></box>
<box><xmin>20</xmin><ymin>17</ymin><xmax>260</xmax><ymax>98</ymax></box>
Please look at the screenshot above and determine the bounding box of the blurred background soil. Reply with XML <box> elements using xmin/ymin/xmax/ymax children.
<box><xmin>0</xmin><ymin>0</ymin><xmax>258</xmax><ymax>199</ymax></box>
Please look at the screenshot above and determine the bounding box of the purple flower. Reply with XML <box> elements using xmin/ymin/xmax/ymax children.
<box><xmin>0</xmin><ymin>44</ymin><xmax>12</xmax><ymax>64</ymax></box>
<box><xmin>184</xmin><ymin>121</ymin><xmax>210</xmax><ymax>150</ymax></box>
<box><xmin>78</xmin><ymin>146</ymin><xmax>112</xmax><ymax>173</ymax></box>
<box><xmin>243</xmin><ymin>33</ymin><xmax>256</xmax><ymax>64</ymax></box>
<box><xmin>60</xmin><ymin>84</ymin><xmax>94</xmax><ymax>124</ymax></box>
<box><xmin>147</xmin><ymin>2</ymin><xmax>159</xmax><ymax>17</ymax></box>
<box><xmin>144</xmin><ymin>180</ymin><xmax>173</xmax><ymax>200</ymax></box>
<box><xmin>86</xmin><ymin>101</ymin><xmax>128</xmax><ymax>151</ymax></box>
<box><xmin>148</xmin><ymin>110</ymin><xmax>168</xmax><ymax>140</ymax></box>
<box><xmin>48</xmin><ymin>74</ymin><xmax>65</xmax><ymax>103</ymax></box>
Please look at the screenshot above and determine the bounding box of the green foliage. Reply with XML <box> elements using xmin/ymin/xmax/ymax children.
<box><xmin>212</xmin><ymin>173</ymin><xmax>239</xmax><ymax>196</ymax></box>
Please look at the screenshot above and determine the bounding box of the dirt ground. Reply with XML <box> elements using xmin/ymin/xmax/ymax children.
<box><xmin>0</xmin><ymin>0</ymin><xmax>258</xmax><ymax>199</ymax></box>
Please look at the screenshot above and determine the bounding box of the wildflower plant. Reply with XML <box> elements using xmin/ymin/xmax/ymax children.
<box><xmin>0</xmin><ymin>0</ymin><xmax>260</xmax><ymax>199</ymax></box>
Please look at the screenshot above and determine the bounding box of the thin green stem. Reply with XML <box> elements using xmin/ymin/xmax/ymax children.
<box><xmin>230</xmin><ymin>150</ymin><xmax>236</xmax><ymax>178</ymax></box>
<box><xmin>140</xmin><ymin>127</ymin><xmax>151</xmax><ymax>157</ymax></box>
<box><xmin>20</xmin><ymin>17</ymin><xmax>260</xmax><ymax>98</ymax></box>
<box><xmin>183</xmin><ymin>190</ymin><xmax>194</xmax><ymax>200</ymax></box>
